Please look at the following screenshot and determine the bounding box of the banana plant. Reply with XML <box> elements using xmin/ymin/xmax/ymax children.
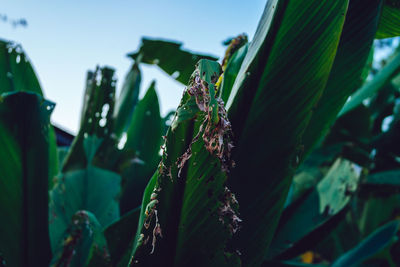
<box><xmin>2</xmin><ymin>0</ymin><xmax>400</xmax><ymax>266</ymax></box>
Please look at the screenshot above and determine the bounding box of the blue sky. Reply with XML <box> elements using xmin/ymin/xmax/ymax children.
<box><xmin>2</xmin><ymin>0</ymin><xmax>266</xmax><ymax>133</ymax></box>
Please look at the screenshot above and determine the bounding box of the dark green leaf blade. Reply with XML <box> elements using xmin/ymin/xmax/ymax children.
<box><xmin>130</xmin><ymin>60</ymin><xmax>240</xmax><ymax>266</ymax></box>
<box><xmin>225</xmin><ymin>1</ymin><xmax>349</xmax><ymax>266</ymax></box>
<box><xmin>50</xmin><ymin>210</ymin><xmax>111</xmax><ymax>267</ymax></box>
<box><xmin>0</xmin><ymin>92</ymin><xmax>52</xmax><ymax>266</ymax></box>
<box><xmin>267</xmin><ymin>158</ymin><xmax>361</xmax><ymax>259</ymax></box>
<box><xmin>218</xmin><ymin>44</ymin><xmax>248</xmax><ymax>103</ymax></box>
<box><xmin>128</xmin><ymin>38</ymin><xmax>218</xmax><ymax>84</ymax></box>
<box><xmin>119</xmin><ymin>81</ymin><xmax>163</xmax><ymax>214</ymax></box>
<box><xmin>62</xmin><ymin>67</ymin><xmax>116</xmax><ymax>172</ymax></box>
<box><xmin>0</xmin><ymin>40</ymin><xmax>43</xmax><ymax>96</ymax></box>
<box><xmin>339</xmin><ymin>48</ymin><xmax>400</xmax><ymax>117</ymax></box>
<box><xmin>331</xmin><ymin>220</ymin><xmax>400</xmax><ymax>267</ymax></box>
<box><xmin>49</xmin><ymin>154</ymin><xmax>121</xmax><ymax>252</ymax></box>
<box><xmin>376</xmin><ymin>1</ymin><xmax>400</xmax><ymax>39</ymax></box>
<box><xmin>363</xmin><ymin>169</ymin><xmax>400</xmax><ymax>187</ymax></box>
<box><xmin>104</xmin><ymin>207</ymin><xmax>141</xmax><ymax>267</ymax></box>
<box><xmin>113</xmin><ymin>62</ymin><xmax>141</xmax><ymax>138</ymax></box>
<box><xmin>302</xmin><ymin>0</ymin><xmax>382</xmax><ymax>157</ymax></box>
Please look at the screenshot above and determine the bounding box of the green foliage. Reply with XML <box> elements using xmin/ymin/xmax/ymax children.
<box><xmin>226</xmin><ymin>1</ymin><xmax>348</xmax><ymax>265</ymax></box>
<box><xmin>0</xmin><ymin>92</ymin><xmax>53</xmax><ymax>266</ymax></box>
<box><xmin>376</xmin><ymin>0</ymin><xmax>400</xmax><ymax>39</ymax></box>
<box><xmin>113</xmin><ymin>62</ymin><xmax>141</xmax><ymax>138</ymax></box>
<box><xmin>2</xmin><ymin>1</ymin><xmax>400</xmax><ymax>266</ymax></box>
<box><xmin>267</xmin><ymin>159</ymin><xmax>361</xmax><ymax>260</ymax></box>
<box><xmin>119</xmin><ymin>82</ymin><xmax>163</xmax><ymax>214</ymax></box>
<box><xmin>128</xmin><ymin>38</ymin><xmax>218</xmax><ymax>85</ymax></box>
<box><xmin>339</xmin><ymin>47</ymin><xmax>400</xmax><ymax>116</ymax></box>
<box><xmin>0</xmin><ymin>40</ymin><xmax>43</xmax><ymax>96</ymax></box>
<box><xmin>49</xmin><ymin>136</ymin><xmax>121</xmax><ymax>252</ymax></box>
<box><xmin>130</xmin><ymin>59</ymin><xmax>240</xmax><ymax>266</ymax></box>
<box><xmin>331</xmin><ymin>221</ymin><xmax>400</xmax><ymax>267</ymax></box>
<box><xmin>302</xmin><ymin>0</ymin><xmax>382</xmax><ymax>157</ymax></box>
<box><xmin>50</xmin><ymin>210</ymin><xmax>111</xmax><ymax>267</ymax></box>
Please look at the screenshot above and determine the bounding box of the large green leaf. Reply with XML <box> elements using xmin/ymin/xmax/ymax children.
<box><xmin>113</xmin><ymin>61</ymin><xmax>141</xmax><ymax>138</ymax></box>
<box><xmin>50</xmin><ymin>210</ymin><xmax>111</xmax><ymax>267</ymax></box>
<box><xmin>0</xmin><ymin>92</ymin><xmax>52</xmax><ymax>266</ymax></box>
<box><xmin>218</xmin><ymin>44</ymin><xmax>248</xmax><ymax>103</ymax></box>
<box><xmin>376</xmin><ymin>0</ymin><xmax>400</xmax><ymax>39</ymax></box>
<box><xmin>49</xmin><ymin>136</ymin><xmax>121</xmax><ymax>252</ymax></box>
<box><xmin>0</xmin><ymin>39</ymin><xmax>58</xmax><ymax>189</ymax></box>
<box><xmin>128</xmin><ymin>38</ymin><xmax>218</xmax><ymax>84</ymax></box>
<box><xmin>62</xmin><ymin>67</ymin><xmax>116</xmax><ymax>172</ymax></box>
<box><xmin>104</xmin><ymin>207</ymin><xmax>141</xmax><ymax>267</ymax></box>
<box><xmin>339</xmin><ymin>48</ymin><xmax>400</xmax><ymax>117</ymax></box>
<box><xmin>302</xmin><ymin>0</ymin><xmax>382</xmax><ymax>156</ymax></box>
<box><xmin>0</xmin><ymin>40</ymin><xmax>43</xmax><ymax>96</ymax></box>
<box><xmin>331</xmin><ymin>220</ymin><xmax>400</xmax><ymax>267</ymax></box>
<box><xmin>120</xmin><ymin>81</ymin><xmax>163</xmax><ymax>214</ymax></box>
<box><xmin>358</xmin><ymin>195</ymin><xmax>400</xmax><ymax>238</ymax></box>
<box><xmin>267</xmin><ymin>158</ymin><xmax>361</xmax><ymax>259</ymax></box>
<box><xmin>130</xmin><ymin>59</ymin><xmax>241</xmax><ymax>266</ymax></box>
<box><xmin>362</xmin><ymin>169</ymin><xmax>400</xmax><ymax>188</ymax></box>
<box><xmin>48</xmin><ymin>125</ymin><xmax>59</xmax><ymax>189</ymax></box>
<box><xmin>225</xmin><ymin>1</ymin><xmax>348</xmax><ymax>265</ymax></box>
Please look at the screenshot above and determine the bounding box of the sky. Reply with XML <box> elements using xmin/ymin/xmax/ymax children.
<box><xmin>1</xmin><ymin>0</ymin><xmax>266</xmax><ymax>134</ymax></box>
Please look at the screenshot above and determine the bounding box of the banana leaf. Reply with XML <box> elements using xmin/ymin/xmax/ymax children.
<box><xmin>0</xmin><ymin>92</ymin><xmax>53</xmax><ymax>266</ymax></box>
<box><xmin>130</xmin><ymin>59</ymin><xmax>241</xmax><ymax>266</ymax></box>
<box><xmin>113</xmin><ymin>61</ymin><xmax>141</xmax><ymax>138</ymax></box>
<box><xmin>120</xmin><ymin>81</ymin><xmax>163</xmax><ymax>214</ymax></box>
<box><xmin>376</xmin><ymin>0</ymin><xmax>400</xmax><ymax>39</ymax></box>
<box><xmin>225</xmin><ymin>0</ymin><xmax>348</xmax><ymax>265</ymax></box>
<box><xmin>62</xmin><ymin>67</ymin><xmax>116</xmax><ymax>172</ymax></box>
<box><xmin>128</xmin><ymin>38</ymin><xmax>218</xmax><ymax>84</ymax></box>
<box><xmin>339</xmin><ymin>48</ymin><xmax>400</xmax><ymax>117</ymax></box>
<box><xmin>49</xmin><ymin>136</ymin><xmax>121</xmax><ymax>252</ymax></box>
<box><xmin>267</xmin><ymin>158</ymin><xmax>361</xmax><ymax>259</ymax></box>
<box><xmin>331</xmin><ymin>220</ymin><xmax>400</xmax><ymax>267</ymax></box>
<box><xmin>302</xmin><ymin>0</ymin><xmax>382</xmax><ymax>156</ymax></box>
<box><xmin>0</xmin><ymin>40</ymin><xmax>43</xmax><ymax>96</ymax></box>
<box><xmin>50</xmin><ymin>210</ymin><xmax>111</xmax><ymax>267</ymax></box>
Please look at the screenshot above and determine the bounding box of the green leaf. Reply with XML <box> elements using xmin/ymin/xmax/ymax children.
<box><xmin>218</xmin><ymin>44</ymin><xmax>248</xmax><ymax>103</ymax></box>
<box><xmin>358</xmin><ymin>196</ymin><xmax>400</xmax><ymax>238</ymax></box>
<box><xmin>225</xmin><ymin>1</ymin><xmax>348</xmax><ymax>265</ymax></box>
<box><xmin>339</xmin><ymin>48</ymin><xmax>400</xmax><ymax>117</ymax></box>
<box><xmin>302</xmin><ymin>0</ymin><xmax>382</xmax><ymax>157</ymax></box>
<box><xmin>170</xmin><ymin>97</ymin><xmax>199</xmax><ymax>131</ymax></box>
<box><xmin>331</xmin><ymin>220</ymin><xmax>400</xmax><ymax>267</ymax></box>
<box><xmin>0</xmin><ymin>92</ymin><xmax>52</xmax><ymax>266</ymax></box>
<box><xmin>50</xmin><ymin>210</ymin><xmax>111</xmax><ymax>267</ymax></box>
<box><xmin>376</xmin><ymin>1</ymin><xmax>400</xmax><ymax>39</ymax></box>
<box><xmin>104</xmin><ymin>207</ymin><xmax>141</xmax><ymax>267</ymax></box>
<box><xmin>0</xmin><ymin>39</ymin><xmax>43</xmax><ymax>96</ymax></box>
<box><xmin>290</xmin><ymin>144</ymin><xmax>343</xmax><ymax>204</ymax></box>
<box><xmin>49</xmin><ymin>137</ymin><xmax>121</xmax><ymax>252</ymax></box>
<box><xmin>48</xmin><ymin>125</ymin><xmax>59</xmax><ymax>189</ymax></box>
<box><xmin>113</xmin><ymin>62</ymin><xmax>141</xmax><ymax>138</ymax></box>
<box><xmin>62</xmin><ymin>67</ymin><xmax>116</xmax><ymax>172</ymax></box>
<box><xmin>120</xmin><ymin>81</ymin><xmax>163</xmax><ymax>214</ymax></box>
<box><xmin>324</xmin><ymin>105</ymin><xmax>372</xmax><ymax>150</ymax></box>
<box><xmin>363</xmin><ymin>169</ymin><xmax>400</xmax><ymax>187</ymax></box>
<box><xmin>128</xmin><ymin>38</ymin><xmax>218</xmax><ymax>84</ymax></box>
<box><xmin>130</xmin><ymin>59</ymin><xmax>241</xmax><ymax>266</ymax></box>
<box><xmin>267</xmin><ymin>158</ymin><xmax>361</xmax><ymax>259</ymax></box>
<box><xmin>57</xmin><ymin>147</ymin><xmax>70</xmax><ymax>171</ymax></box>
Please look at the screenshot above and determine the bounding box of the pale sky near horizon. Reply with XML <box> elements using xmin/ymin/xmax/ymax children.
<box><xmin>1</xmin><ymin>0</ymin><xmax>266</xmax><ymax>133</ymax></box>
